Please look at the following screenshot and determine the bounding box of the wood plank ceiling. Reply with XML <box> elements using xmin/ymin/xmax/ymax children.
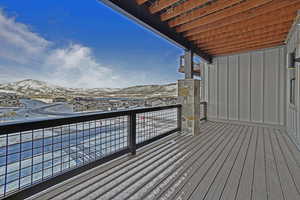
<box><xmin>136</xmin><ymin>0</ymin><xmax>300</xmax><ymax>56</ymax></box>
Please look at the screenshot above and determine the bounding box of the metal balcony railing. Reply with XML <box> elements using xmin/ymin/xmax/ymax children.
<box><xmin>0</xmin><ymin>105</ymin><xmax>181</xmax><ymax>199</ymax></box>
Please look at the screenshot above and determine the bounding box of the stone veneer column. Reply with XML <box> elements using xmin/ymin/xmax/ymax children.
<box><xmin>178</xmin><ymin>79</ymin><xmax>201</xmax><ymax>136</ymax></box>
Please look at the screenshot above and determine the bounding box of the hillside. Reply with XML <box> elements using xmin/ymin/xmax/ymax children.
<box><xmin>0</xmin><ymin>79</ymin><xmax>177</xmax><ymax>98</ymax></box>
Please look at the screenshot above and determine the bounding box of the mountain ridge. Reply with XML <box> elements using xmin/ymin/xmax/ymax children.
<box><xmin>0</xmin><ymin>79</ymin><xmax>177</xmax><ymax>98</ymax></box>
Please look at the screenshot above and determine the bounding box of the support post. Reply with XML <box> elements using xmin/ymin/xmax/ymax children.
<box><xmin>178</xmin><ymin>79</ymin><xmax>201</xmax><ymax>135</ymax></box>
<box><xmin>184</xmin><ymin>50</ymin><xmax>194</xmax><ymax>79</ymax></box>
<box><xmin>178</xmin><ymin>49</ymin><xmax>201</xmax><ymax>135</ymax></box>
<box><xmin>128</xmin><ymin>112</ymin><xmax>136</xmax><ymax>155</ymax></box>
<box><xmin>177</xmin><ymin>106</ymin><xmax>182</xmax><ymax>131</ymax></box>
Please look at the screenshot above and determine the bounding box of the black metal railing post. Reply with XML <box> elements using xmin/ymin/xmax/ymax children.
<box><xmin>128</xmin><ymin>112</ymin><xmax>136</xmax><ymax>155</ymax></box>
<box><xmin>177</xmin><ymin>106</ymin><xmax>182</xmax><ymax>131</ymax></box>
<box><xmin>203</xmin><ymin>102</ymin><xmax>208</xmax><ymax>120</ymax></box>
<box><xmin>200</xmin><ymin>101</ymin><xmax>208</xmax><ymax>121</ymax></box>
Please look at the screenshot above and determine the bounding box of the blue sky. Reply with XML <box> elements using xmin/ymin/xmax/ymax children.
<box><xmin>0</xmin><ymin>0</ymin><xmax>185</xmax><ymax>88</ymax></box>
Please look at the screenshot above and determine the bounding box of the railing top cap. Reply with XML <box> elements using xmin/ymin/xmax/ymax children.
<box><xmin>0</xmin><ymin>104</ymin><xmax>181</xmax><ymax>135</ymax></box>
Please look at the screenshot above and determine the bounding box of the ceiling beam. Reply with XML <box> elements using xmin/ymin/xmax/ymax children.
<box><xmin>194</xmin><ymin>22</ymin><xmax>292</xmax><ymax>44</ymax></box>
<box><xmin>208</xmin><ymin>42</ymin><xmax>284</xmax><ymax>56</ymax></box>
<box><xmin>187</xmin><ymin>13</ymin><xmax>294</xmax><ymax>41</ymax></box>
<box><xmin>208</xmin><ymin>40</ymin><xmax>285</xmax><ymax>55</ymax></box>
<box><xmin>161</xmin><ymin>0</ymin><xmax>212</xmax><ymax>21</ymax></box>
<box><xmin>176</xmin><ymin>0</ymin><xmax>274</xmax><ymax>32</ymax></box>
<box><xmin>99</xmin><ymin>0</ymin><xmax>212</xmax><ymax>63</ymax></box>
<box><xmin>184</xmin><ymin>0</ymin><xmax>300</xmax><ymax>37</ymax></box>
<box><xmin>200</xmin><ymin>33</ymin><xmax>287</xmax><ymax>51</ymax></box>
<box><xmin>167</xmin><ymin>0</ymin><xmax>242</xmax><ymax>27</ymax></box>
<box><xmin>198</xmin><ymin>30</ymin><xmax>287</xmax><ymax>51</ymax></box>
<box><xmin>206</xmin><ymin>36</ymin><xmax>285</xmax><ymax>52</ymax></box>
<box><xmin>149</xmin><ymin>0</ymin><xmax>181</xmax><ymax>14</ymax></box>
<box><xmin>136</xmin><ymin>0</ymin><xmax>149</xmax><ymax>5</ymax></box>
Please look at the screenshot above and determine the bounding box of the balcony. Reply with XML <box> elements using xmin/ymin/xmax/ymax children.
<box><xmin>1</xmin><ymin>0</ymin><xmax>300</xmax><ymax>199</ymax></box>
<box><xmin>0</xmin><ymin>102</ymin><xmax>300</xmax><ymax>200</ymax></box>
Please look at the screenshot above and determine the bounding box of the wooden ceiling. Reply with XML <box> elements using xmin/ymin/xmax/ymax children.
<box><xmin>134</xmin><ymin>0</ymin><xmax>299</xmax><ymax>57</ymax></box>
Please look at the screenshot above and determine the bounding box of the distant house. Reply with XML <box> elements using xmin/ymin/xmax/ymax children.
<box><xmin>0</xmin><ymin>93</ymin><xmax>20</xmax><ymax>107</ymax></box>
<box><xmin>53</xmin><ymin>97</ymin><xmax>67</xmax><ymax>103</ymax></box>
<box><xmin>71</xmin><ymin>97</ymin><xmax>114</xmax><ymax>112</ymax></box>
<box><xmin>147</xmin><ymin>99</ymin><xmax>165</xmax><ymax>107</ymax></box>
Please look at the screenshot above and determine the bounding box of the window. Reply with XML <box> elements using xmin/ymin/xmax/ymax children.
<box><xmin>289</xmin><ymin>51</ymin><xmax>296</xmax><ymax>69</ymax></box>
<box><xmin>290</xmin><ymin>77</ymin><xmax>296</xmax><ymax>105</ymax></box>
<box><xmin>289</xmin><ymin>48</ymin><xmax>297</xmax><ymax>105</ymax></box>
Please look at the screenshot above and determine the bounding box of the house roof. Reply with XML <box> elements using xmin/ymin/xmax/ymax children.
<box><xmin>100</xmin><ymin>0</ymin><xmax>300</xmax><ymax>62</ymax></box>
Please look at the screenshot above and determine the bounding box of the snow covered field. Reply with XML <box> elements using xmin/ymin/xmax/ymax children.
<box><xmin>0</xmin><ymin>99</ymin><xmax>75</xmax><ymax>123</ymax></box>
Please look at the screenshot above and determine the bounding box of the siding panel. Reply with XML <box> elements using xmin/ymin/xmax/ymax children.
<box><xmin>207</xmin><ymin>46</ymin><xmax>286</xmax><ymax>126</ymax></box>
<box><xmin>239</xmin><ymin>54</ymin><xmax>251</xmax><ymax>122</ymax></box>
<box><xmin>208</xmin><ymin>60</ymin><xmax>218</xmax><ymax>118</ymax></box>
<box><xmin>279</xmin><ymin>48</ymin><xmax>286</xmax><ymax>125</ymax></box>
<box><xmin>228</xmin><ymin>56</ymin><xmax>239</xmax><ymax>120</ymax></box>
<box><xmin>264</xmin><ymin>49</ymin><xmax>279</xmax><ymax>124</ymax></box>
<box><xmin>251</xmin><ymin>51</ymin><xmax>263</xmax><ymax>123</ymax></box>
<box><xmin>218</xmin><ymin>57</ymin><xmax>228</xmax><ymax>119</ymax></box>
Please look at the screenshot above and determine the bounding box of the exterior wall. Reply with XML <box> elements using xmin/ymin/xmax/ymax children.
<box><xmin>286</xmin><ymin>23</ymin><xmax>300</xmax><ymax>149</ymax></box>
<box><xmin>205</xmin><ymin>46</ymin><xmax>286</xmax><ymax>127</ymax></box>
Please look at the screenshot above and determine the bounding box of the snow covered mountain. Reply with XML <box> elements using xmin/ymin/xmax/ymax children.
<box><xmin>0</xmin><ymin>79</ymin><xmax>68</xmax><ymax>96</ymax></box>
<box><xmin>118</xmin><ymin>83</ymin><xmax>177</xmax><ymax>97</ymax></box>
<box><xmin>0</xmin><ymin>79</ymin><xmax>177</xmax><ymax>97</ymax></box>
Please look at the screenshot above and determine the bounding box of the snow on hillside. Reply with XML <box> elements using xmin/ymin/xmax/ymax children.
<box><xmin>0</xmin><ymin>79</ymin><xmax>177</xmax><ymax>97</ymax></box>
<box><xmin>0</xmin><ymin>89</ymin><xmax>17</xmax><ymax>94</ymax></box>
<box><xmin>0</xmin><ymin>79</ymin><xmax>67</xmax><ymax>95</ymax></box>
<box><xmin>119</xmin><ymin>83</ymin><xmax>176</xmax><ymax>94</ymax></box>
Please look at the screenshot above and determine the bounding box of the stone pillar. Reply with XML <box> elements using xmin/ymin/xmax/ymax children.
<box><xmin>178</xmin><ymin>79</ymin><xmax>201</xmax><ymax>136</ymax></box>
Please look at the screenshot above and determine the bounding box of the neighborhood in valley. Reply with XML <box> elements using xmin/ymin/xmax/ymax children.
<box><xmin>0</xmin><ymin>79</ymin><xmax>178</xmax><ymax>122</ymax></box>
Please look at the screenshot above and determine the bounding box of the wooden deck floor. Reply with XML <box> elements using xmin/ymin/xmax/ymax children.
<box><xmin>28</xmin><ymin>121</ymin><xmax>300</xmax><ymax>200</ymax></box>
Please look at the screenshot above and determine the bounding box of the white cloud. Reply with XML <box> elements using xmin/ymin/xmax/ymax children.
<box><xmin>44</xmin><ymin>44</ymin><xmax>120</xmax><ymax>88</ymax></box>
<box><xmin>0</xmin><ymin>9</ymin><xmax>175</xmax><ymax>88</ymax></box>
<box><xmin>0</xmin><ymin>9</ymin><xmax>50</xmax><ymax>64</ymax></box>
<box><xmin>0</xmin><ymin>9</ymin><xmax>121</xmax><ymax>88</ymax></box>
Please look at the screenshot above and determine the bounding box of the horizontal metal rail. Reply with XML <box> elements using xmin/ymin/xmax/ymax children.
<box><xmin>0</xmin><ymin>104</ymin><xmax>181</xmax><ymax>199</ymax></box>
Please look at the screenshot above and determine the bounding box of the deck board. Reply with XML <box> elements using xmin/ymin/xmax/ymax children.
<box><xmin>219</xmin><ymin>125</ymin><xmax>252</xmax><ymax>200</ymax></box>
<box><xmin>141</xmin><ymin>122</ymin><xmax>230</xmax><ymax>200</ymax></box>
<box><xmin>235</xmin><ymin>126</ymin><xmax>257</xmax><ymax>200</ymax></box>
<box><xmin>269</xmin><ymin>128</ymin><xmax>300</xmax><ymax>200</ymax></box>
<box><xmin>189</xmin><ymin>125</ymin><xmax>246</xmax><ymax>200</ymax></box>
<box><xmin>252</xmin><ymin>127</ymin><xmax>268</xmax><ymax>200</ymax></box>
<box><xmin>264</xmin><ymin>127</ymin><xmax>285</xmax><ymax>200</ymax></box>
<box><xmin>128</xmin><ymin>121</ymin><xmax>226</xmax><ymax>200</ymax></box>
<box><xmin>171</xmin><ymin>124</ymin><xmax>239</xmax><ymax>200</ymax></box>
<box><xmin>28</xmin><ymin>121</ymin><xmax>300</xmax><ymax>200</ymax></box>
<box><xmin>279</xmin><ymin>130</ymin><xmax>300</xmax><ymax>167</ymax></box>
<box><xmin>203</xmin><ymin>125</ymin><xmax>248</xmax><ymax>200</ymax></box>
<box><xmin>276</xmin><ymin>130</ymin><xmax>300</xmax><ymax>193</ymax></box>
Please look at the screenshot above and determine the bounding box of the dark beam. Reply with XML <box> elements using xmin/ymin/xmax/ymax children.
<box><xmin>99</xmin><ymin>0</ymin><xmax>212</xmax><ymax>63</ymax></box>
<box><xmin>184</xmin><ymin>50</ymin><xmax>193</xmax><ymax>79</ymax></box>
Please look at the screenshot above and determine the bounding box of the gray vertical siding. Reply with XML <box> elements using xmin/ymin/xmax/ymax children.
<box><xmin>206</xmin><ymin>46</ymin><xmax>286</xmax><ymax>126</ymax></box>
<box><xmin>286</xmin><ymin>23</ymin><xmax>300</xmax><ymax>149</ymax></box>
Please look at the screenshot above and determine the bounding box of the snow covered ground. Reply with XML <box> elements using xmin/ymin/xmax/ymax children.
<box><xmin>0</xmin><ymin>99</ymin><xmax>75</xmax><ymax>123</ymax></box>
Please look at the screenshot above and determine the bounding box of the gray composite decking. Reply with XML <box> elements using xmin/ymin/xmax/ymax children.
<box><xmin>28</xmin><ymin>121</ymin><xmax>300</xmax><ymax>200</ymax></box>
